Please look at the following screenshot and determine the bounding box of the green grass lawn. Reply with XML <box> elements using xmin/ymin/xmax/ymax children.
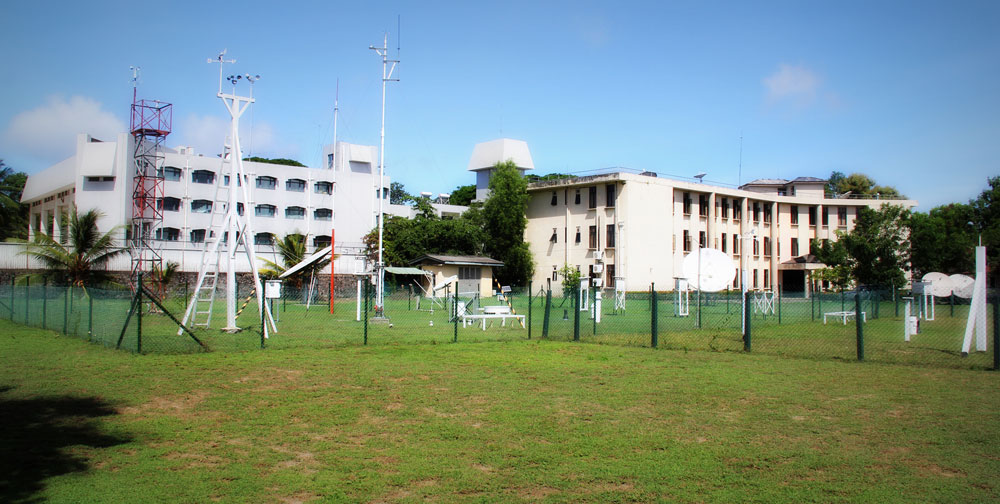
<box><xmin>1</xmin><ymin>319</ymin><xmax>998</xmax><ymax>503</ymax></box>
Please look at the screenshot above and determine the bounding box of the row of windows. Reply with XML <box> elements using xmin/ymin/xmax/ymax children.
<box><xmin>550</xmin><ymin>264</ymin><xmax>617</xmax><ymax>289</ymax></box>
<box><xmin>154</xmin><ymin>228</ymin><xmax>331</xmax><ymax>247</ymax></box>
<box><xmin>156</xmin><ymin>198</ymin><xmax>331</xmax><ymax>220</ymax></box>
<box><xmin>549</xmin><ymin>224</ymin><xmax>616</xmax><ymax>249</ymax></box>
<box><xmin>549</xmin><ymin>184</ymin><xmax>617</xmax><ymax>209</ymax></box>
<box><xmin>159</xmin><ymin>167</ymin><xmax>333</xmax><ymax>194</ymax></box>
<box><xmin>683</xmin><ymin>194</ymin><xmax>851</xmax><ymax>228</ymax></box>
<box><xmin>679</xmin><ymin>231</ymin><xmax>815</xmax><ymax>258</ymax></box>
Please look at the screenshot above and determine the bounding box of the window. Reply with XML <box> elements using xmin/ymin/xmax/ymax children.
<box><xmin>458</xmin><ymin>266</ymin><xmax>482</xmax><ymax>280</ymax></box>
<box><xmin>313</xmin><ymin>235</ymin><xmax>331</xmax><ymax>248</ymax></box>
<box><xmin>314</xmin><ymin>208</ymin><xmax>332</xmax><ymax>220</ymax></box>
<box><xmin>574</xmin><ymin>189</ymin><xmax>581</xmax><ymax>205</ymax></box>
<box><xmin>237</xmin><ymin>202</ymin><xmax>244</xmax><ymax>216</ymax></box>
<box><xmin>224</xmin><ymin>175</ymin><xmax>230</xmax><ymax>186</ymax></box>
<box><xmin>550</xmin><ymin>228</ymin><xmax>558</xmax><ymax>243</ymax></box>
<box><xmin>191</xmin><ymin>199</ymin><xmax>213</xmax><ymax>213</ymax></box>
<box><xmin>822</xmin><ymin>206</ymin><xmax>829</xmax><ymax>226</ymax></box>
<box><xmin>285</xmin><ymin>206</ymin><xmax>305</xmax><ymax>219</ymax></box>
<box><xmin>162</xmin><ymin>166</ymin><xmax>182</xmax><ymax>181</ymax></box>
<box><xmin>606</xmin><ymin>264</ymin><xmax>615</xmax><ymax>289</ymax></box>
<box><xmin>254</xmin><ymin>232</ymin><xmax>274</xmax><ymax>246</ymax></box>
<box><xmin>683</xmin><ymin>230</ymin><xmax>691</xmax><ymax>252</ymax></box>
<box><xmin>589</xmin><ymin>226</ymin><xmax>598</xmax><ymax>249</ymax></box>
<box><xmin>315</xmin><ymin>181</ymin><xmax>333</xmax><ymax>194</ymax></box>
<box><xmin>575</xmin><ymin>227</ymin><xmax>581</xmax><ymax>244</ymax></box>
<box><xmin>606</xmin><ymin>184</ymin><xmax>616</xmax><ymax>207</ymax></box>
<box><xmin>732</xmin><ymin>234</ymin><xmax>739</xmax><ymax>254</ymax></box>
<box><xmin>606</xmin><ymin>224</ymin><xmax>615</xmax><ymax>248</ymax></box>
<box><xmin>588</xmin><ymin>186</ymin><xmax>597</xmax><ymax>209</ymax></box>
<box><xmin>683</xmin><ymin>192</ymin><xmax>692</xmax><ymax>215</ymax></box>
<box><xmin>160</xmin><ymin>197</ymin><xmax>180</xmax><ymax>212</ymax></box>
<box><xmin>808</xmin><ymin>206</ymin><xmax>817</xmax><ymax>226</ymax></box>
<box><xmin>734</xmin><ymin>201</ymin><xmax>742</xmax><ymax>220</ymax></box>
<box><xmin>763</xmin><ymin>205</ymin><xmax>772</xmax><ymax>224</ymax></box>
<box><xmin>192</xmin><ymin>170</ymin><xmax>215</xmax><ymax>184</ymax></box>
<box><xmin>838</xmin><ymin>207</ymin><xmax>848</xmax><ymax>227</ymax></box>
<box><xmin>753</xmin><ymin>202</ymin><xmax>760</xmax><ymax>222</ymax></box>
<box><xmin>764</xmin><ymin>269</ymin><xmax>770</xmax><ymax>288</ymax></box>
<box><xmin>190</xmin><ymin>229</ymin><xmax>206</xmax><ymax>243</ymax></box>
<box><xmin>156</xmin><ymin>227</ymin><xmax>180</xmax><ymax>241</ymax></box>
<box><xmin>753</xmin><ymin>238</ymin><xmax>759</xmax><ymax>256</ymax></box>
<box><xmin>791</xmin><ymin>238</ymin><xmax>799</xmax><ymax>257</ymax></box>
<box><xmin>721</xmin><ymin>198</ymin><xmax>729</xmax><ymax>219</ymax></box>
<box><xmin>550</xmin><ymin>191</ymin><xmax>557</xmax><ymax>206</ymax></box>
<box><xmin>699</xmin><ymin>231</ymin><xmax>706</xmax><ymax>248</ymax></box>
<box><xmin>286</xmin><ymin>178</ymin><xmax>306</xmax><ymax>192</ymax></box>
<box><xmin>753</xmin><ymin>269</ymin><xmax>759</xmax><ymax>288</ymax></box>
<box><xmin>721</xmin><ymin>233</ymin><xmax>727</xmax><ymax>253</ymax></box>
<box><xmin>699</xmin><ymin>194</ymin><xmax>709</xmax><ymax>217</ymax></box>
<box><xmin>790</xmin><ymin>205</ymin><xmax>799</xmax><ymax>225</ymax></box>
<box><xmin>255</xmin><ymin>204</ymin><xmax>276</xmax><ymax>217</ymax></box>
<box><xmin>256</xmin><ymin>176</ymin><xmax>277</xmax><ymax>190</ymax></box>
<box><xmin>764</xmin><ymin>237</ymin><xmax>771</xmax><ymax>256</ymax></box>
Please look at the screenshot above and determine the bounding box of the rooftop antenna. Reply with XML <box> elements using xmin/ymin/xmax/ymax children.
<box><xmin>694</xmin><ymin>172</ymin><xmax>707</xmax><ymax>183</ymax></box>
<box><xmin>331</xmin><ymin>78</ymin><xmax>339</xmax><ymax>169</ymax></box>
<box><xmin>370</xmin><ymin>31</ymin><xmax>400</xmax><ymax>319</ymax></box>
<box><xmin>129</xmin><ymin>65</ymin><xmax>140</xmax><ymax>102</ymax></box>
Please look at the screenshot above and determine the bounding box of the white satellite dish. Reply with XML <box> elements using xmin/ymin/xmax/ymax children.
<box><xmin>682</xmin><ymin>248</ymin><xmax>736</xmax><ymax>292</ymax></box>
<box><xmin>921</xmin><ymin>272</ymin><xmax>953</xmax><ymax>297</ymax></box>
<box><xmin>949</xmin><ymin>274</ymin><xmax>975</xmax><ymax>299</ymax></box>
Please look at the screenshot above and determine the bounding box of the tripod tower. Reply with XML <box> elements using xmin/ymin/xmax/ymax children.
<box><xmin>128</xmin><ymin>66</ymin><xmax>172</xmax><ymax>296</ymax></box>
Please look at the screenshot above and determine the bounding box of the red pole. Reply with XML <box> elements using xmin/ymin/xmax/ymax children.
<box><xmin>330</xmin><ymin>229</ymin><xmax>336</xmax><ymax>315</ymax></box>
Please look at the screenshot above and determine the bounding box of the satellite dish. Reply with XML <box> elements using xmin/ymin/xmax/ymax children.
<box><xmin>921</xmin><ymin>272</ymin><xmax>953</xmax><ymax>297</ymax></box>
<box><xmin>949</xmin><ymin>274</ymin><xmax>975</xmax><ymax>299</ymax></box>
<box><xmin>682</xmin><ymin>248</ymin><xmax>736</xmax><ymax>292</ymax></box>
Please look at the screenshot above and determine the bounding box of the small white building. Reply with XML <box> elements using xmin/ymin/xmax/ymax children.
<box><xmin>467</xmin><ymin>138</ymin><xmax>535</xmax><ymax>201</ymax></box>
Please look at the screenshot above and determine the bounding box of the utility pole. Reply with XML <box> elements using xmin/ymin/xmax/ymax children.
<box><xmin>369</xmin><ymin>33</ymin><xmax>399</xmax><ymax>318</ymax></box>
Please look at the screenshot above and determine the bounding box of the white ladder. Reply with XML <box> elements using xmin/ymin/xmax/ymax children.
<box><xmin>183</xmin><ymin>147</ymin><xmax>232</xmax><ymax>329</ymax></box>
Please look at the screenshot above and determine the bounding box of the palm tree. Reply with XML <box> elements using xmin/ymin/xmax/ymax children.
<box><xmin>23</xmin><ymin>208</ymin><xmax>124</xmax><ymax>287</ymax></box>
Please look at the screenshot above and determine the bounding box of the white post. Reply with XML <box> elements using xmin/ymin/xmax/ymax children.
<box><xmin>356</xmin><ymin>277</ymin><xmax>362</xmax><ymax>322</ymax></box>
<box><xmin>962</xmin><ymin>246</ymin><xmax>988</xmax><ymax>354</ymax></box>
<box><xmin>370</xmin><ymin>34</ymin><xmax>399</xmax><ymax>318</ymax></box>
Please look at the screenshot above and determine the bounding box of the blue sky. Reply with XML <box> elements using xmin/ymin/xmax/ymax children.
<box><xmin>1</xmin><ymin>0</ymin><xmax>997</xmax><ymax>210</ymax></box>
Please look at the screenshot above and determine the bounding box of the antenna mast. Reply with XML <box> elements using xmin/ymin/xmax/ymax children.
<box><xmin>370</xmin><ymin>32</ymin><xmax>399</xmax><ymax>318</ymax></box>
<box><xmin>332</xmin><ymin>79</ymin><xmax>339</xmax><ymax>169</ymax></box>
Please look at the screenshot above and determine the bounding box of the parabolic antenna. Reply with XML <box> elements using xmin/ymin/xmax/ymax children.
<box><xmin>682</xmin><ymin>248</ymin><xmax>736</xmax><ymax>292</ymax></box>
<box><xmin>949</xmin><ymin>274</ymin><xmax>975</xmax><ymax>299</ymax></box>
<box><xmin>921</xmin><ymin>272</ymin><xmax>953</xmax><ymax>297</ymax></box>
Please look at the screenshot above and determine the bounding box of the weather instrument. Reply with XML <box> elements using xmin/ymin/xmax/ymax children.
<box><xmin>682</xmin><ymin>248</ymin><xmax>736</xmax><ymax>293</ymax></box>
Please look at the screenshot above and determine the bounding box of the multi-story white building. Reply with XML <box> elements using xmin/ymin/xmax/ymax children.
<box><xmin>525</xmin><ymin>172</ymin><xmax>918</xmax><ymax>296</ymax></box>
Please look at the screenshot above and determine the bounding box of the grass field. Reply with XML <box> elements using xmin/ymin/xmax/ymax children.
<box><xmin>1</xmin><ymin>319</ymin><xmax>998</xmax><ymax>503</ymax></box>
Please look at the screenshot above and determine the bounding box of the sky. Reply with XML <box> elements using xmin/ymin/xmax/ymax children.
<box><xmin>1</xmin><ymin>0</ymin><xmax>997</xmax><ymax>210</ymax></box>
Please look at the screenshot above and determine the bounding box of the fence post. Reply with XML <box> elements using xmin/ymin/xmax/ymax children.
<box><xmin>9</xmin><ymin>277</ymin><xmax>14</xmax><ymax>322</ymax></box>
<box><xmin>950</xmin><ymin>294</ymin><xmax>955</xmax><ymax>317</ymax></box>
<box><xmin>697</xmin><ymin>284</ymin><xmax>702</xmax><ymax>329</ymax></box>
<box><xmin>528</xmin><ymin>281</ymin><xmax>532</xmax><ymax>340</ymax></box>
<box><xmin>895</xmin><ymin>289</ymin><xmax>900</xmax><ymax>317</ymax></box>
<box><xmin>24</xmin><ymin>277</ymin><xmax>29</xmax><ymax>325</ymax></box>
<box><xmin>993</xmin><ymin>295</ymin><xmax>999</xmax><ymax>371</ymax></box>
<box><xmin>363</xmin><ymin>278</ymin><xmax>369</xmax><ymax>345</ymax></box>
<box><xmin>777</xmin><ymin>284</ymin><xmax>782</xmax><ymax>324</ymax></box>
<box><xmin>744</xmin><ymin>291</ymin><xmax>752</xmax><ymax>352</ymax></box>
<box><xmin>452</xmin><ymin>286</ymin><xmax>458</xmax><ymax>343</ymax></box>
<box><xmin>42</xmin><ymin>279</ymin><xmax>47</xmax><ymax>330</ymax></box>
<box><xmin>573</xmin><ymin>285</ymin><xmax>580</xmax><ymax>341</ymax></box>
<box><xmin>542</xmin><ymin>289</ymin><xmax>551</xmax><ymax>338</ymax></box>
<box><xmin>592</xmin><ymin>286</ymin><xmax>597</xmax><ymax>336</ymax></box>
<box><xmin>260</xmin><ymin>300</ymin><xmax>266</xmax><ymax>349</ymax></box>
<box><xmin>855</xmin><ymin>291</ymin><xmax>864</xmax><ymax>361</ymax></box>
<box><xmin>651</xmin><ymin>284</ymin><xmax>658</xmax><ymax>348</ymax></box>
<box><xmin>88</xmin><ymin>293</ymin><xmax>93</xmax><ymax>341</ymax></box>
<box><xmin>137</xmin><ymin>273</ymin><xmax>143</xmax><ymax>354</ymax></box>
<box><xmin>841</xmin><ymin>290</ymin><xmax>845</xmax><ymax>311</ymax></box>
<box><xmin>811</xmin><ymin>291</ymin><xmax>815</xmax><ymax>321</ymax></box>
<box><xmin>63</xmin><ymin>287</ymin><xmax>68</xmax><ymax>334</ymax></box>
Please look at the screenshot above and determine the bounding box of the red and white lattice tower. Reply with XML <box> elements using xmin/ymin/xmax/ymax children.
<box><xmin>128</xmin><ymin>81</ymin><xmax>172</xmax><ymax>296</ymax></box>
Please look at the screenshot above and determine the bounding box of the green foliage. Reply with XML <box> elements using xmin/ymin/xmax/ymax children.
<box><xmin>840</xmin><ymin>204</ymin><xmax>910</xmax><ymax>288</ymax></box>
<box><xmin>260</xmin><ymin>233</ymin><xmax>330</xmax><ymax>288</ymax></box>
<box><xmin>22</xmin><ymin>208</ymin><xmax>124</xmax><ymax>287</ymax></box>
<box><xmin>826</xmin><ymin>171</ymin><xmax>904</xmax><ymax>198</ymax></box>
<box><xmin>909</xmin><ymin>204</ymin><xmax>976</xmax><ymax>277</ymax></box>
<box><xmin>558</xmin><ymin>264</ymin><xmax>582</xmax><ymax>298</ymax></box>
<box><xmin>243</xmin><ymin>157</ymin><xmax>306</xmax><ymax>167</ymax></box>
<box><xmin>483</xmin><ymin>160</ymin><xmax>533</xmax><ymax>285</ymax></box>
<box><xmin>449</xmin><ymin>184</ymin><xmax>476</xmax><ymax>206</ymax></box>
<box><xmin>525</xmin><ymin>173</ymin><xmax>577</xmax><ymax>183</ymax></box>
<box><xmin>0</xmin><ymin>160</ymin><xmax>28</xmax><ymax>241</ymax></box>
<box><xmin>390</xmin><ymin>181</ymin><xmax>413</xmax><ymax>205</ymax></box>
<box><xmin>810</xmin><ymin>238</ymin><xmax>852</xmax><ymax>291</ymax></box>
<box><xmin>364</xmin><ymin>212</ymin><xmax>486</xmax><ymax>268</ymax></box>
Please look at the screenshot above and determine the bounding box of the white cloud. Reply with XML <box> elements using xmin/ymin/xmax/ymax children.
<box><xmin>175</xmin><ymin>113</ymin><xmax>285</xmax><ymax>159</ymax></box>
<box><xmin>1</xmin><ymin>95</ymin><xmax>126</xmax><ymax>162</ymax></box>
<box><xmin>763</xmin><ymin>64</ymin><xmax>821</xmax><ymax>105</ymax></box>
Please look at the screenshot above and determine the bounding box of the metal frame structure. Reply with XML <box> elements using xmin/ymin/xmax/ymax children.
<box><xmin>128</xmin><ymin>70</ymin><xmax>172</xmax><ymax>297</ymax></box>
<box><xmin>369</xmin><ymin>33</ymin><xmax>399</xmax><ymax>318</ymax></box>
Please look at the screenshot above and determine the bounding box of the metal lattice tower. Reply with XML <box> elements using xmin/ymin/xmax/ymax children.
<box><xmin>128</xmin><ymin>81</ymin><xmax>172</xmax><ymax>296</ymax></box>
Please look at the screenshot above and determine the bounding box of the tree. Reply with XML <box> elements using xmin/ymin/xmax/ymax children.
<box><xmin>483</xmin><ymin>160</ymin><xmax>533</xmax><ymax>286</ymax></box>
<box><xmin>558</xmin><ymin>264</ymin><xmax>581</xmax><ymax>298</ymax></box>
<box><xmin>0</xmin><ymin>160</ymin><xmax>28</xmax><ymax>241</ymax></box>
<box><xmin>23</xmin><ymin>208</ymin><xmax>124</xmax><ymax>287</ymax></box>
<box><xmin>810</xmin><ymin>238</ymin><xmax>851</xmax><ymax>291</ymax></box>
<box><xmin>390</xmin><ymin>181</ymin><xmax>413</xmax><ymax>205</ymax></box>
<box><xmin>826</xmin><ymin>171</ymin><xmax>905</xmax><ymax>198</ymax></box>
<box><xmin>909</xmin><ymin>203</ymin><xmax>976</xmax><ymax>277</ymax></box>
<box><xmin>449</xmin><ymin>184</ymin><xmax>476</xmax><ymax>206</ymax></box>
<box><xmin>971</xmin><ymin>175</ymin><xmax>1000</xmax><ymax>285</ymax></box>
<box><xmin>243</xmin><ymin>157</ymin><xmax>306</xmax><ymax>167</ymax></box>
<box><xmin>839</xmin><ymin>204</ymin><xmax>910</xmax><ymax>288</ymax></box>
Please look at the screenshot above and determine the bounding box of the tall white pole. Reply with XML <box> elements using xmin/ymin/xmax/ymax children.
<box><xmin>371</xmin><ymin>33</ymin><xmax>398</xmax><ymax>317</ymax></box>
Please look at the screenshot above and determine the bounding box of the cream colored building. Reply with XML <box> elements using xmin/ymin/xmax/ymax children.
<box><xmin>525</xmin><ymin>172</ymin><xmax>917</xmax><ymax>296</ymax></box>
<box><xmin>411</xmin><ymin>254</ymin><xmax>503</xmax><ymax>298</ymax></box>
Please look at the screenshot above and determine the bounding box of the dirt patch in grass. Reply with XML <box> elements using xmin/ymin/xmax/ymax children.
<box><xmin>119</xmin><ymin>389</ymin><xmax>210</xmax><ymax>419</ymax></box>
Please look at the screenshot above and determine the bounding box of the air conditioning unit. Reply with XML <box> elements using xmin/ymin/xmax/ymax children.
<box><xmin>592</xmin><ymin>278</ymin><xmax>604</xmax><ymax>288</ymax></box>
<box><xmin>594</xmin><ymin>250</ymin><xmax>604</xmax><ymax>261</ymax></box>
<box><xmin>593</xmin><ymin>263</ymin><xmax>604</xmax><ymax>274</ymax></box>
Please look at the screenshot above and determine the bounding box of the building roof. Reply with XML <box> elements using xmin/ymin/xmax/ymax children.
<box><xmin>743</xmin><ymin>178</ymin><xmax>789</xmax><ymax>186</ymax></box>
<box><xmin>467</xmin><ymin>138</ymin><xmax>535</xmax><ymax>172</ymax></box>
<box><xmin>789</xmin><ymin>176</ymin><xmax>827</xmax><ymax>183</ymax></box>
<box><xmin>410</xmin><ymin>254</ymin><xmax>504</xmax><ymax>267</ymax></box>
<box><xmin>21</xmin><ymin>156</ymin><xmax>75</xmax><ymax>202</ymax></box>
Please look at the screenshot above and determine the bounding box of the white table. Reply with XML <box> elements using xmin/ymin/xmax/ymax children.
<box><xmin>823</xmin><ymin>311</ymin><xmax>867</xmax><ymax>325</ymax></box>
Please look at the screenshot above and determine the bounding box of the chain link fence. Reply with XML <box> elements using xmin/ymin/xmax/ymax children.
<box><xmin>0</xmin><ymin>276</ymin><xmax>996</xmax><ymax>370</ymax></box>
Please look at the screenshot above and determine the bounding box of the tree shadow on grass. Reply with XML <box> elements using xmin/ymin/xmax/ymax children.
<box><xmin>0</xmin><ymin>385</ymin><xmax>131</xmax><ymax>503</ymax></box>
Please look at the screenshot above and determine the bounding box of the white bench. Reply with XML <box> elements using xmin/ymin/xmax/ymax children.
<box><xmin>461</xmin><ymin>305</ymin><xmax>525</xmax><ymax>330</ymax></box>
<box><xmin>823</xmin><ymin>311</ymin><xmax>867</xmax><ymax>325</ymax></box>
